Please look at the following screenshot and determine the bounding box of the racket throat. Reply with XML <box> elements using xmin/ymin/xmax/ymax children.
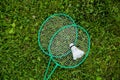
<box><xmin>70</xmin><ymin>43</ymin><xmax>84</xmax><ymax>60</ymax></box>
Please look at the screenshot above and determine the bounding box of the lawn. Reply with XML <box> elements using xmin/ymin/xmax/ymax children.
<box><xmin>0</xmin><ymin>0</ymin><xmax>120</xmax><ymax>80</ymax></box>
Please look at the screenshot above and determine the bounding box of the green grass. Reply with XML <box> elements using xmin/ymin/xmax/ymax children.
<box><xmin>0</xmin><ymin>0</ymin><xmax>120</xmax><ymax>80</ymax></box>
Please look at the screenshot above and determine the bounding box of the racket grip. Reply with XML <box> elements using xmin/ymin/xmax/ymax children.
<box><xmin>44</xmin><ymin>57</ymin><xmax>58</xmax><ymax>80</ymax></box>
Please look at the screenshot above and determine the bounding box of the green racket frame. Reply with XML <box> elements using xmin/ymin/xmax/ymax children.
<box><xmin>44</xmin><ymin>24</ymin><xmax>90</xmax><ymax>80</ymax></box>
<box><xmin>38</xmin><ymin>13</ymin><xmax>75</xmax><ymax>56</ymax></box>
<box><xmin>38</xmin><ymin>13</ymin><xmax>90</xmax><ymax>80</ymax></box>
<box><xmin>48</xmin><ymin>24</ymin><xmax>90</xmax><ymax>68</ymax></box>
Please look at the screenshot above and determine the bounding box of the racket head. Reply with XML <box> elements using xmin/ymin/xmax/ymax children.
<box><xmin>48</xmin><ymin>24</ymin><xmax>90</xmax><ymax>68</ymax></box>
<box><xmin>38</xmin><ymin>13</ymin><xmax>75</xmax><ymax>56</ymax></box>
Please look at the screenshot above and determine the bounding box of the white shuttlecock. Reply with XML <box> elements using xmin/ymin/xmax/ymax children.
<box><xmin>70</xmin><ymin>43</ymin><xmax>84</xmax><ymax>60</ymax></box>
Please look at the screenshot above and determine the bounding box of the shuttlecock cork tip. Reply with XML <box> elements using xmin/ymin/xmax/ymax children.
<box><xmin>70</xmin><ymin>43</ymin><xmax>74</xmax><ymax>48</ymax></box>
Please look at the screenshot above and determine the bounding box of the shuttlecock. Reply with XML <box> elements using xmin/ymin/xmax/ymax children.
<box><xmin>70</xmin><ymin>43</ymin><xmax>84</xmax><ymax>60</ymax></box>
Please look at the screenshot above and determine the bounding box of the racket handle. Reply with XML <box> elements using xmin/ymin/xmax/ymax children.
<box><xmin>44</xmin><ymin>57</ymin><xmax>58</xmax><ymax>80</ymax></box>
